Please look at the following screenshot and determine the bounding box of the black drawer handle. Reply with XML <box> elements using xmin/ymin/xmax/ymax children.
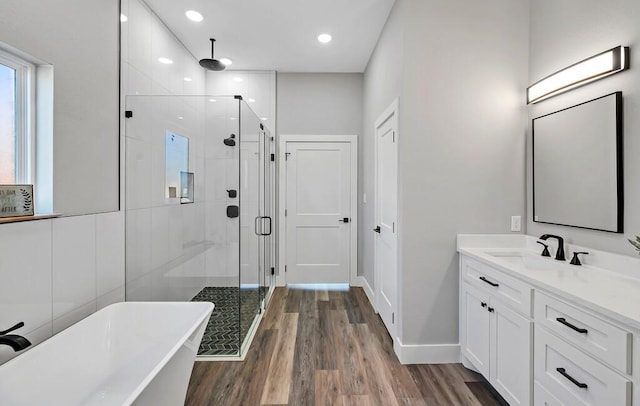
<box><xmin>556</xmin><ymin>367</ymin><xmax>588</xmax><ymax>389</ymax></box>
<box><xmin>488</xmin><ymin>307</ymin><xmax>495</xmax><ymax>313</ymax></box>
<box><xmin>479</xmin><ymin>276</ymin><xmax>499</xmax><ymax>287</ymax></box>
<box><xmin>480</xmin><ymin>302</ymin><xmax>487</xmax><ymax>308</ymax></box>
<box><xmin>556</xmin><ymin>317</ymin><xmax>588</xmax><ymax>334</ymax></box>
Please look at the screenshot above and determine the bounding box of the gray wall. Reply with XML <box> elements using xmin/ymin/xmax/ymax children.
<box><xmin>0</xmin><ymin>0</ymin><xmax>120</xmax><ymax>215</ymax></box>
<box><xmin>362</xmin><ymin>0</ymin><xmax>529</xmax><ymax>346</ymax></box>
<box><xmin>528</xmin><ymin>0</ymin><xmax>640</xmax><ymax>256</ymax></box>
<box><xmin>277</xmin><ymin>73</ymin><xmax>363</xmax><ymax>136</ymax></box>
<box><xmin>361</xmin><ymin>0</ymin><xmax>406</xmax><ymax>285</ymax></box>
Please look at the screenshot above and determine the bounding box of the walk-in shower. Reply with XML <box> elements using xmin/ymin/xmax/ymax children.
<box><xmin>124</xmin><ymin>95</ymin><xmax>275</xmax><ymax>357</ymax></box>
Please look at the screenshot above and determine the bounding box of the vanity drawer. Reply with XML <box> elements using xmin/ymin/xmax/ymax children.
<box><xmin>535</xmin><ymin>291</ymin><xmax>631</xmax><ymax>374</ymax></box>
<box><xmin>463</xmin><ymin>257</ymin><xmax>532</xmax><ymax>316</ymax></box>
<box><xmin>534</xmin><ymin>381</ymin><xmax>564</xmax><ymax>406</ymax></box>
<box><xmin>535</xmin><ymin>326</ymin><xmax>631</xmax><ymax>406</ymax></box>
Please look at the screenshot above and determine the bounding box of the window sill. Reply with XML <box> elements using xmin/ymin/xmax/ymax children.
<box><xmin>0</xmin><ymin>213</ymin><xmax>61</xmax><ymax>224</ymax></box>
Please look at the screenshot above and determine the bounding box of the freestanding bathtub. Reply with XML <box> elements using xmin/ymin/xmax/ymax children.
<box><xmin>0</xmin><ymin>301</ymin><xmax>214</xmax><ymax>405</ymax></box>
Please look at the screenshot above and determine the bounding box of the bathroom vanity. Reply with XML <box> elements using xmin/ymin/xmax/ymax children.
<box><xmin>458</xmin><ymin>234</ymin><xmax>640</xmax><ymax>406</ymax></box>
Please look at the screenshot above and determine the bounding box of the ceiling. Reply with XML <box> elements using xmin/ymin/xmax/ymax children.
<box><xmin>144</xmin><ymin>0</ymin><xmax>396</xmax><ymax>72</ymax></box>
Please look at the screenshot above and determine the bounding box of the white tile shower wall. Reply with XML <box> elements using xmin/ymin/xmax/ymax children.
<box><xmin>0</xmin><ymin>212</ymin><xmax>125</xmax><ymax>365</ymax></box>
<box><xmin>122</xmin><ymin>0</ymin><xmax>211</xmax><ymax>301</ymax></box>
<box><xmin>122</xmin><ymin>0</ymin><xmax>277</xmax><ymax>297</ymax></box>
<box><xmin>206</xmin><ymin>71</ymin><xmax>277</xmax><ymax>131</ymax></box>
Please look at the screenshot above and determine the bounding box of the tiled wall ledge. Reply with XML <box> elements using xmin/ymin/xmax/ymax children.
<box><xmin>0</xmin><ymin>213</ymin><xmax>61</xmax><ymax>224</ymax></box>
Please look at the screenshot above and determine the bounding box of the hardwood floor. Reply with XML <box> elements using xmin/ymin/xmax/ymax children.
<box><xmin>186</xmin><ymin>287</ymin><xmax>506</xmax><ymax>406</ymax></box>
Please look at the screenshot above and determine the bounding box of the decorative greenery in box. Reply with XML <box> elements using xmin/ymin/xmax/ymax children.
<box><xmin>0</xmin><ymin>185</ymin><xmax>34</xmax><ymax>218</ymax></box>
<box><xmin>630</xmin><ymin>236</ymin><xmax>640</xmax><ymax>254</ymax></box>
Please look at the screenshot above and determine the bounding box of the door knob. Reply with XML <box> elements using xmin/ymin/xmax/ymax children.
<box><xmin>373</xmin><ymin>226</ymin><xmax>381</xmax><ymax>233</ymax></box>
<box><xmin>338</xmin><ymin>217</ymin><xmax>350</xmax><ymax>223</ymax></box>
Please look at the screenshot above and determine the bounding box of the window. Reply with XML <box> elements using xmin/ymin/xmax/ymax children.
<box><xmin>0</xmin><ymin>49</ymin><xmax>34</xmax><ymax>185</ymax></box>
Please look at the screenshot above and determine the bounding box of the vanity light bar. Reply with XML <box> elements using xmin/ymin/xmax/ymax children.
<box><xmin>527</xmin><ymin>46</ymin><xmax>629</xmax><ymax>104</ymax></box>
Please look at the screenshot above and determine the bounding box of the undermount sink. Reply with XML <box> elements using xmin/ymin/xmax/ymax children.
<box><xmin>486</xmin><ymin>251</ymin><xmax>562</xmax><ymax>271</ymax></box>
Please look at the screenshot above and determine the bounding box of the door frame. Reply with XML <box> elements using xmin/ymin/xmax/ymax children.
<box><xmin>373</xmin><ymin>99</ymin><xmax>399</xmax><ymax>334</ymax></box>
<box><xmin>277</xmin><ymin>134</ymin><xmax>359</xmax><ymax>286</ymax></box>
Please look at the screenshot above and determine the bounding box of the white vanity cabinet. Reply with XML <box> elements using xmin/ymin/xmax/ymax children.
<box><xmin>533</xmin><ymin>291</ymin><xmax>633</xmax><ymax>406</ymax></box>
<box><xmin>460</xmin><ymin>256</ymin><xmax>533</xmax><ymax>406</ymax></box>
<box><xmin>458</xmin><ymin>241</ymin><xmax>640</xmax><ymax>406</ymax></box>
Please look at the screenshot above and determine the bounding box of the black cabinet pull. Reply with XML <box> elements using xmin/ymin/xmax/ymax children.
<box><xmin>480</xmin><ymin>302</ymin><xmax>487</xmax><ymax>308</ymax></box>
<box><xmin>479</xmin><ymin>276</ymin><xmax>499</xmax><ymax>287</ymax></box>
<box><xmin>373</xmin><ymin>226</ymin><xmax>381</xmax><ymax>233</ymax></box>
<box><xmin>488</xmin><ymin>307</ymin><xmax>495</xmax><ymax>313</ymax></box>
<box><xmin>556</xmin><ymin>367</ymin><xmax>588</xmax><ymax>389</ymax></box>
<box><xmin>556</xmin><ymin>317</ymin><xmax>588</xmax><ymax>334</ymax></box>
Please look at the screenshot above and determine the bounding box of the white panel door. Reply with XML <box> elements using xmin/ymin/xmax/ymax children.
<box><xmin>285</xmin><ymin>142</ymin><xmax>351</xmax><ymax>284</ymax></box>
<box><xmin>375</xmin><ymin>106</ymin><xmax>398</xmax><ymax>336</ymax></box>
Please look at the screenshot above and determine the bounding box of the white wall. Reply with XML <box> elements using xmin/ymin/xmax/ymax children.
<box><xmin>362</xmin><ymin>0</ymin><xmax>529</xmax><ymax>352</ymax></box>
<box><xmin>0</xmin><ymin>212</ymin><xmax>125</xmax><ymax>365</ymax></box>
<box><xmin>0</xmin><ymin>0</ymin><xmax>119</xmax><ymax>215</ymax></box>
<box><xmin>206</xmin><ymin>70</ymin><xmax>276</xmax><ymax>128</ymax></box>
<box><xmin>527</xmin><ymin>0</ymin><xmax>640</xmax><ymax>257</ymax></box>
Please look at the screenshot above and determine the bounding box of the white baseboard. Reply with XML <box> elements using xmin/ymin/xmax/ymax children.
<box><xmin>357</xmin><ymin>276</ymin><xmax>376</xmax><ymax>311</ymax></box>
<box><xmin>394</xmin><ymin>338</ymin><xmax>461</xmax><ymax>365</ymax></box>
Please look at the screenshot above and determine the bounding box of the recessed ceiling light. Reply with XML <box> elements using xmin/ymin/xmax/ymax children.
<box><xmin>220</xmin><ymin>58</ymin><xmax>233</xmax><ymax>66</ymax></box>
<box><xmin>261</xmin><ymin>117</ymin><xmax>268</xmax><ymax>121</ymax></box>
<box><xmin>184</xmin><ymin>77</ymin><xmax>192</xmax><ymax>82</ymax></box>
<box><xmin>232</xmin><ymin>77</ymin><xmax>243</xmax><ymax>83</ymax></box>
<box><xmin>248</xmin><ymin>98</ymin><xmax>255</xmax><ymax>103</ymax></box>
<box><xmin>230</xmin><ymin>117</ymin><xmax>237</xmax><ymax>120</ymax></box>
<box><xmin>185</xmin><ymin>10</ymin><xmax>203</xmax><ymax>22</ymax></box>
<box><xmin>178</xmin><ymin>116</ymin><xmax>184</xmax><ymax>120</ymax></box>
<box><xmin>120</xmin><ymin>14</ymin><xmax>128</xmax><ymax>22</ymax></box>
<box><xmin>317</xmin><ymin>33</ymin><xmax>332</xmax><ymax>44</ymax></box>
<box><xmin>158</xmin><ymin>57</ymin><xmax>173</xmax><ymax>64</ymax></box>
<box><xmin>209</xmin><ymin>98</ymin><xmax>217</xmax><ymax>103</ymax></box>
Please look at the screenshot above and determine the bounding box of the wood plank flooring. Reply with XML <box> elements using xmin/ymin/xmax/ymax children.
<box><xmin>186</xmin><ymin>287</ymin><xmax>506</xmax><ymax>406</ymax></box>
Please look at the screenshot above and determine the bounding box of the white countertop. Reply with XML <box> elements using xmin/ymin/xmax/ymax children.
<box><xmin>458</xmin><ymin>234</ymin><xmax>640</xmax><ymax>330</ymax></box>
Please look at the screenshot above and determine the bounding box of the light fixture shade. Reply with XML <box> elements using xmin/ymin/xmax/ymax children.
<box><xmin>527</xmin><ymin>46</ymin><xmax>629</xmax><ymax>104</ymax></box>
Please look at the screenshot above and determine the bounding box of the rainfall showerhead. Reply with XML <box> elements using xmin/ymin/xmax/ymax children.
<box><xmin>199</xmin><ymin>38</ymin><xmax>226</xmax><ymax>71</ymax></box>
<box><xmin>224</xmin><ymin>134</ymin><xmax>236</xmax><ymax>147</ymax></box>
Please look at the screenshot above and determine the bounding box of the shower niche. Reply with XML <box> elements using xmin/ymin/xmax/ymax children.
<box><xmin>124</xmin><ymin>95</ymin><xmax>275</xmax><ymax>358</ymax></box>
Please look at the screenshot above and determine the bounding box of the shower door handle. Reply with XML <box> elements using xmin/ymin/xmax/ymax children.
<box><xmin>262</xmin><ymin>216</ymin><xmax>272</xmax><ymax>236</ymax></box>
<box><xmin>254</xmin><ymin>216</ymin><xmax>262</xmax><ymax>236</ymax></box>
<box><xmin>255</xmin><ymin>216</ymin><xmax>272</xmax><ymax>236</ymax></box>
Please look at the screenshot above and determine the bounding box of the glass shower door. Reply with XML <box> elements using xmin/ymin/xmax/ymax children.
<box><xmin>239</xmin><ymin>99</ymin><xmax>261</xmax><ymax>354</ymax></box>
<box><xmin>260</xmin><ymin>126</ymin><xmax>275</xmax><ymax>306</ymax></box>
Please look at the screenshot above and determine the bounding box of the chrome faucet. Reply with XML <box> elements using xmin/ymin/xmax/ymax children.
<box><xmin>539</xmin><ymin>234</ymin><xmax>566</xmax><ymax>261</ymax></box>
<box><xmin>0</xmin><ymin>322</ymin><xmax>32</xmax><ymax>352</ymax></box>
